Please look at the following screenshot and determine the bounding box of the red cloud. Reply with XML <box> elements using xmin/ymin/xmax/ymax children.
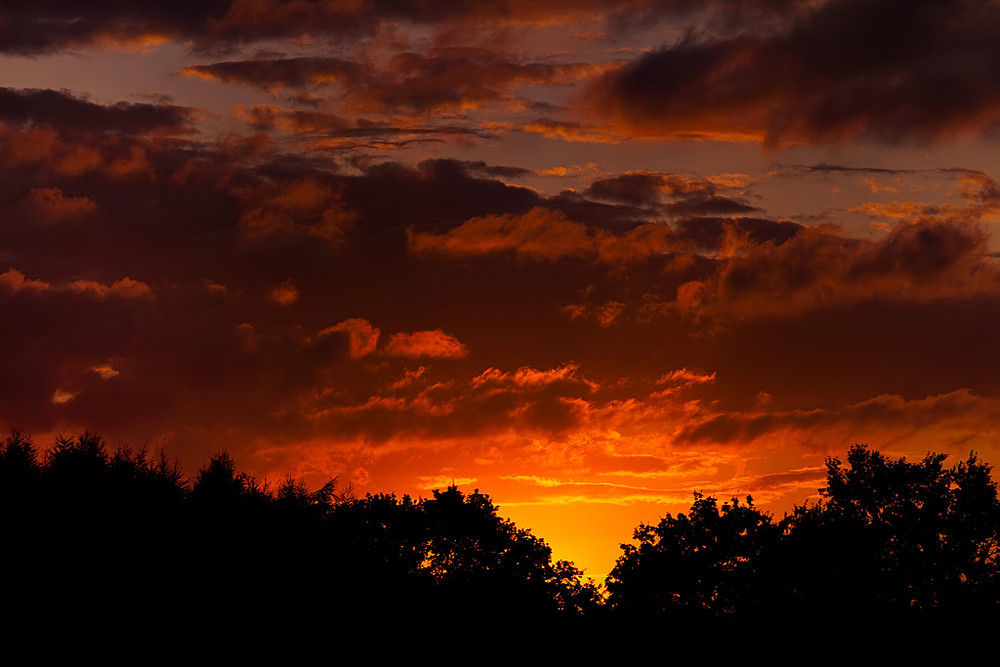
<box><xmin>319</xmin><ymin>319</ymin><xmax>380</xmax><ymax>358</ymax></box>
<box><xmin>409</xmin><ymin>207</ymin><xmax>684</xmax><ymax>264</ymax></box>
<box><xmin>384</xmin><ymin>330</ymin><xmax>469</xmax><ymax>359</ymax></box>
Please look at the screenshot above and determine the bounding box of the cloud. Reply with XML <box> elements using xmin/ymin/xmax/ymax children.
<box><xmin>674</xmin><ymin>217</ymin><xmax>802</xmax><ymax>251</ymax></box>
<box><xmin>673</xmin><ymin>218</ymin><xmax>1000</xmax><ymax>321</ymax></box>
<box><xmin>22</xmin><ymin>187</ymin><xmax>98</xmax><ymax>224</ymax></box>
<box><xmin>584</xmin><ymin>171</ymin><xmax>717</xmax><ymax>205</ymax></box>
<box><xmin>657</xmin><ymin>368</ymin><xmax>716</xmax><ymax>387</ymax></box>
<box><xmin>589</xmin><ymin>0</ymin><xmax>1000</xmax><ymax>148</ymax></box>
<box><xmin>231</xmin><ymin>104</ymin><xmax>495</xmax><ymax>148</ymax></box>
<box><xmin>344</xmin><ymin>48</ymin><xmax>602</xmax><ymax>115</ymax></box>
<box><xmin>0</xmin><ymin>269</ymin><xmax>51</xmax><ymax>294</ymax></box>
<box><xmin>0</xmin><ymin>88</ymin><xmax>197</xmax><ymax>136</ymax></box>
<box><xmin>182</xmin><ymin>57</ymin><xmax>363</xmax><ymax>93</ymax></box>
<box><xmin>521</xmin><ymin>118</ymin><xmax>624</xmax><ymax>144</ymax></box>
<box><xmin>0</xmin><ymin>1</ymin><xmax>215</xmax><ymax>54</ymax></box>
<box><xmin>409</xmin><ymin>205</ymin><xmax>705</xmax><ymax>265</ymax></box>
<box><xmin>0</xmin><ymin>270</ymin><xmax>152</xmax><ymax>300</ymax></box>
<box><xmin>267</xmin><ymin>280</ymin><xmax>298</xmax><ymax>305</ymax></box>
<box><xmin>0</xmin><ymin>0</ymin><xmax>800</xmax><ymax>55</ymax></box>
<box><xmin>291</xmin><ymin>361</ymin><xmax>623</xmax><ymax>447</ymax></box>
<box><xmin>69</xmin><ymin>277</ymin><xmax>153</xmax><ymax>300</ymax></box>
<box><xmin>410</xmin><ymin>208</ymin><xmax>597</xmax><ymax>261</ymax></box>
<box><xmin>408</xmin><ymin>201</ymin><xmax>796</xmax><ymax>267</ymax></box>
<box><xmin>384</xmin><ymin>330</ymin><xmax>469</xmax><ymax>359</ymax></box>
<box><xmin>471</xmin><ymin>364</ymin><xmax>592</xmax><ymax>391</ymax></box>
<box><xmin>194</xmin><ymin>49</ymin><xmax>605</xmax><ymax>120</ymax></box>
<box><xmin>676</xmin><ymin>388</ymin><xmax>1000</xmax><ymax>448</ymax></box>
<box><xmin>319</xmin><ymin>319</ymin><xmax>380</xmax><ymax>358</ymax></box>
<box><xmin>0</xmin><ymin>123</ymin><xmax>132</xmax><ymax>178</ymax></box>
<box><xmin>237</xmin><ymin>175</ymin><xmax>355</xmax><ymax>244</ymax></box>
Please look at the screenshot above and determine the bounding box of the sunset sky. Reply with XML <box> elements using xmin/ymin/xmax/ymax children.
<box><xmin>5</xmin><ymin>0</ymin><xmax>1000</xmax><ymax>579</ymax></box>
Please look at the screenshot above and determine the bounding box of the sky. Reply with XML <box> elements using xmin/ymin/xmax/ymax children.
<box><xmin>4</xmin><ymin>0</ymin><xmax>1000</xmax><ymax>580</ymax></box>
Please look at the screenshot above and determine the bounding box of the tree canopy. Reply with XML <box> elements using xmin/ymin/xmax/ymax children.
<box><xmin>606</xmin><ymin>444</ymin><xmax>1000</xmax><ymax>622</ymax></box>
<box><xmin>0</xmin><ymin>431</ymin><xmax>599</xmax><ymax>632</ymax></box>
<box><xmin>606</xmin><ymin>493</ymin><xmax>778</xmax><ymax>617</ymax></box>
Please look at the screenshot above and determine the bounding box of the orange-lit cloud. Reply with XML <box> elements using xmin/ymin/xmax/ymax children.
<box><xmin>521</xmin><ymin>118</ymin><xmax>624</xmax><ymax>144</ymax></box>
<box><xmin>69</xmin><ymin>277</ymin><xmax>153</xmax><ymax>300</ymax></box>
<box><xmin>384</xmin><ymin>330</ymin><xmax>469</xmax><ymax>359</ymax></box>
<box><xmin>0</xmin><ymin>269</ymin><xmax>51</xmax><ymax>294</ymax></box>
<box><xmin>268</xmin><ymin>280</ymin><xmax>299</xmax><ymax>305</ymax></box>
<box><xmin>319</xmin><ymin>319</ymin><xmax>380</xmax><ymax>359</ymax></box>
<box><xmin>1</xmin><ymin>270</ymin><xmax>151</xmax><ymax>300</ymax></box>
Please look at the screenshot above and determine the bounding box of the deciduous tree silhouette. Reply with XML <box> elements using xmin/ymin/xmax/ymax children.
<box><xmin>330</xmin><ymin>485</ymin><xmax>600</xmax><ymax>617</ymax></box>
<box><xmin>418</xmin><ymin>485</ymin><xmax>600</xmax><ymax>615</ymax></box>
<box><xmin>774</xmin><ymin>445</ymin><xmax>1000</xmax><ymax>618</ymax></box>
<box><xmin>606</xmin><ymin>492</ymin><xmax>778</xmax><ymax>618</ymax></box>
<box><xmin>608</xmin><ymin>444</ymin><xmax>1000</xmax><ymax>623</ymax></box>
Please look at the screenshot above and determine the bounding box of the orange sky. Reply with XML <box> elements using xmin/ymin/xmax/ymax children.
<box><xmin>5</xmin><ymin>0</ymin><xmax>1000</xmax><ymax>580</ymax></box>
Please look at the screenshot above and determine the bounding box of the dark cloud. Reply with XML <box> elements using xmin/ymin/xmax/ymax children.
<box><xmin>188</xmin><ymin>48</ymin><xmax>595</xmax><ymax>117</ymax></box>
<box><xmin>590</xmin><ymin>0</ymin><xmax>1000</xmax><ymax>147</ymax></box>
<box><xmin>584</xmin><ymin>172</ymin><xmax>716</xmax><ymax>205</ymax></box>
<box><xmin>663</xmin><ymin>196</ymin><xmax>758</xmax><ymax>217</ymax></box>
<box><xmin>606</xmin><ymin>0</ymin><xmax>811</xmax><ymax>33</ymax></box>
<box><xmin>232</xmin><ymin>104</ymin><xmax>496</xmax><ymax>148</ymax></box>
<box><xmin>676</xmin><ymin>388</ymin><xmax>1000</xmax><ymax>446</ymax></box>
<box><xmin>348</xmin><ymin>48</ymin><xmax>594</xmax><ymax>114</ymax></box>
<box><xmin>803</xmin><ymin>163</ymin><xmax>921</xmax><ymax>175</ymax></box>
<box><xmin>676</xmin><ymin>218</ymin><xmax>998</xmax><ymax>323</ymax></box>
<box><xmin>345</xmin><ymin>158</ymin><xmax>542</xmax><ymax>232</ymax></box>
<box><xmin>0</xmin><ymin>0</ymin><xmax>230</xmax><ymax>54</ymax></box>
<box><xmin>675</xmin><ymin>217</ymin><xmax>802</xmax><ymax>250</ymax></box>
<box><xmin>182</xmin><ymin>57</ymin><xmax>363</xmax><ymax>91</ymax></box>
<box><xmin>539</xmin><ymin>191</ymin><xmax>651</xmax><ymax>227</ymax></box>
<box><xmin>0</xmin><ymin>0</ymin><xmax>667</xmax><ymax>55</ymax></box>
<box><xmin>0</xmin><ymin>88</ymin><xmax>197</xmax><ymax>136</ymax></box>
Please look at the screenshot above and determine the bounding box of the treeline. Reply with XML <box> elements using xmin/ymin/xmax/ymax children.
<box><xmin>3</xmin><ymin>430</ymin><xmax>1000</xmax><ymax>632</ymax></box>
<box><xmin>607</xmin><ymin>445</ymin><xmax>1000</xmax><ymax>623</ymax></box>
<box><xmin>0</xmin><ymin>430</ymin><xmax>600</xmax><ymax>635</ymax></box>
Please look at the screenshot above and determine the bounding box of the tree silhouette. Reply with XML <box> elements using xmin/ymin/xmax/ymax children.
<box><xmin>608</xmin><ymin>444</ymin><xmax>1000</xmax><ymax>623</ymax></box>
<box><xmin>606</xmin><ymin>492</ymin><xmax>778</xmax><ymax>618</ymax></box>
<box><xmin>330</xmin><ymin>485</ymin><xmax>600</xmax><ymax>617</ymax></box>
<box><xmin>0</xmin><ymin>428</ymin><xmax>39</xmax><ymax>486</ymax></box>
<box><xmin>418</xmin><ymin>485</ymin><xmax>600</xmax><ymax>615</ymax></box>
<box><xmin>16</xmin><ymin>427</ymin><xmax>999</xmax><ymax>631</ymax></box>
<box><xmin>774</xmin><ymin>445</ymin><xmax>1000</xmax><ymax>618</ymax></box>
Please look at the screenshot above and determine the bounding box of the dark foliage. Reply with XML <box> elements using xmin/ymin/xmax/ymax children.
<box><xmin>606</xmin><ymin>492</ymin><xmax>779</xmax><ymax>618</ymax></box>
<box><xmin>0</xmin><ymin>430</ymin><xmax>598</xmax><ymax>637</ymax></box>
<box><xmin>607</xmin><ymin>444</ymin><xmax>1000</xmax><ymax>624</ymax></box>
<box><xmin>6</xmin><ymin>430</ymin><xmax>1000</xmax><ymax>638</ymax></box>
<box><xmin>769</xmin><ymin>445</ymin><xmax>1000</xmax><ymax>620</ymax></box>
